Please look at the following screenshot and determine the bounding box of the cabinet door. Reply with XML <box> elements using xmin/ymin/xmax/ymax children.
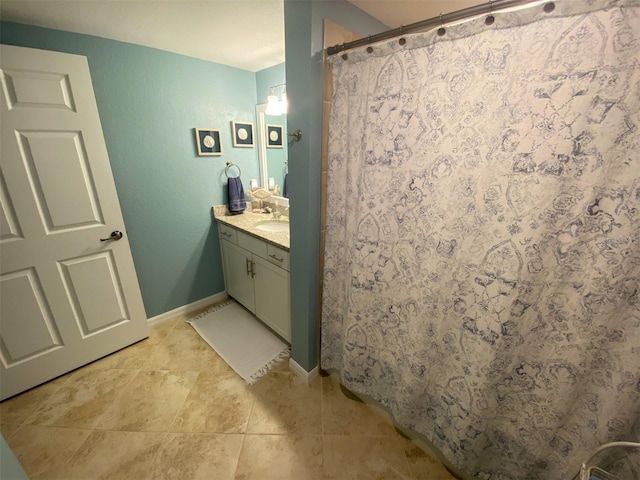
<box><xmin>253</xmin><ymin>255</ymin><xmax>291</xmax><ymax>342</ymax></box>
<box><xmin>221</xmin><ymin>240</ymin><xmax>255</xmax><ymax>312</ymax></box>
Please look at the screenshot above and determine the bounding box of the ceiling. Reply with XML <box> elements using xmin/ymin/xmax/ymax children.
<box><xmin>0</xmin><ymin>0</ymin><xmax>483</xmax><ymax>72</ymax></box>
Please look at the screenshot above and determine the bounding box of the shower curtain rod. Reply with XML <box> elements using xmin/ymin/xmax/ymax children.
<box><xmin>326</xmin><ymin>0</ymin><xmax>550</xmax><ymax>56</ymax></box>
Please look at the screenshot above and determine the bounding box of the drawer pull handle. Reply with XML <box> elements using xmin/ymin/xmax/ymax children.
<box><xmin>222</xmin><ymin>232</ymin><xmax>232</xmax><ymax>237</ymax></box>
<box><xmin>246</xmin><ymin>258</ymin><xmax>256</xmax><ymax>278</ymax></box>
<box><xmin>269</xmin><ymin>254</ymin><xmax>284</xmax><ymax>263</ymax></box>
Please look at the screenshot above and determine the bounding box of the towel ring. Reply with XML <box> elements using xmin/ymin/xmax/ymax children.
<box><xmin>225</xmin><ymin>162</ymin><xmax>241</xmax><ymax>178</ymax></box>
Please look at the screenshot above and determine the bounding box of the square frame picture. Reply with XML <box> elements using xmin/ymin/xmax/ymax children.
<box><xmin>266</xmin><ymin>124</ymin><xmax>284</xmax><ymax>148</ymax></box>
<box><xmin>195</xmin><ymin>128</ymin><xmax>222</xmax><ymax>156</ymax></box>
<box><xmin>231</xmin><ymin>121</ymin><xmax>255</xmax><ymax>147</ymax></box>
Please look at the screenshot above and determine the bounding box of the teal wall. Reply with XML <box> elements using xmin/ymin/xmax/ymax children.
<box><xmin>1</xmin><ymin>21</ymin><xmax>260</xmax><ymax>318</ymax></box>
<box><xmin>256</xmin><ymin>62</ymin><xmax>286</xmax><ymax>105</ymax></box>
<box><xmin>284</xmin><ymin>1</ymin><xmax>388</xmax><ymax>371</ymax></box>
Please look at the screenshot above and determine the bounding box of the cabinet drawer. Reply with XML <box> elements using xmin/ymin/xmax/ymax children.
<box><xmin>266</xmin><ymin>244</ymin><xmax>289</xmax><ymax>271</ymax></box>
<box><xmin>218</xmin><ymin>223</ymin><xmax>237</xmax><ymax>244</ymax></box>
<box><xmin>238</xmin><ymin>230</ymin><xmax>268</xmax><ymax>258</ymax></box>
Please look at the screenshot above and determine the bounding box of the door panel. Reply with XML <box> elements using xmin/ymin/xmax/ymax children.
<box><xmin>17</xmin><ymin>131</ymin><xmax>103</xmax><ymax>232</ymax></box>
<box><xmin>0</xmin><ymin>45</ymin><xmax>149</xmax><ymax>400</ymax></box>
<box><xmin>58</xmin><ymin>252</ymin><xmax>129</xmax><ymax>336</ymax></box>
<box><xmin>0</xmin><ymin>268</ymin><xmax>62</xmax><ymax>365</ymax></box>
<box><xmin>2</xmin><ymin>68</ymin><xmax>76</xmax><ymax>111</ymax></box>
<box><xmin>0</xmin><ymin>172</ymin><xmax>22</xmax><ymax>242</ymax></box>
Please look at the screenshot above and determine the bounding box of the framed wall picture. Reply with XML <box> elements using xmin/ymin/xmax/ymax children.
<box><xmin>266</xmin><ymin>124</ymin><xmax>283</xmax><ymax>148</ymax></box>
<box><xmin>195</xmin><ymin>128</ymin><xmax>222</xmax><ymax>156</ymax></box>
<box><xmin>231</xmin><ymin>121</ymin><xmax>254</xmax><ymax>147</ymax></box>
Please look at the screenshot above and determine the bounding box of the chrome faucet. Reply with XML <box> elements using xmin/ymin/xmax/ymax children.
<box><xmin>272</xmin><ymin>201</ymin><xmax>282</xmax><ymax>219</ymax></box>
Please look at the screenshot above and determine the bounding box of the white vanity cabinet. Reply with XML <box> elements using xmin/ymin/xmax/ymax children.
<box><xmin>218</xmin><ymin>223</ymin><xmax>291</xmax><ymax>342</ymax></box>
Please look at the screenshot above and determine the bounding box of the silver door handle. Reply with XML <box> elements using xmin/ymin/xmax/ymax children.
<box><xmin>100</xmin><ymin>230</ymin><xmax>123</xmax><ymax>241</ymax></box>
<box><xmin>222</xmin><ymin>231</ymin><xmax>232</xmax><ymax>237</ymax></box>
<box><xmin>269</xmin><ymin>254</ymin><xmax>284</xmax><ymax>263</ymax></box>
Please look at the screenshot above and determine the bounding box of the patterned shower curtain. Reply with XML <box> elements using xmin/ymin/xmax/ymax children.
<box><xmin>321</xmin><ymin>1</ymin><xmax>640</xmax><ymax>478</ymax></box>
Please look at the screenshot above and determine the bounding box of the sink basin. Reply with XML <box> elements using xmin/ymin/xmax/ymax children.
<box><xmin>255</xmin><ymin>221</ymin><xmax>289</xmax><ymax>233</ymax></box>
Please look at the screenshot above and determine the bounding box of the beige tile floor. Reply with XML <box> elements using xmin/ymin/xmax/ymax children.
<box><xmin>0</xmin><ymin>305</ymin><xmax>456</xmax><ymax>480</ymax></box>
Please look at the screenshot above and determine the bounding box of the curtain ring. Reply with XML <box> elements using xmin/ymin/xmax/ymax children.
<box><xmin>366</xmin><ymin>36</ymin><xmax>373</xmax><ymax>53</ymax></box>
<box><xmin>485</xmin><ymin>0</ymin><xmax>495</xmax><ymax>25</ymax></box>
<box><xmin>437</xmin><ymin>13</ymin><xmax>446</xmax><ymax>36</ymax></box>
<box><xmin>340</xmin><ymin>42</ymin><xmax>348</xmax><ymax>60</ymax></box>
<box><xmin>543</xmin><ymin>2</ymin><xmax>555</xmax><ymax>13</ymax></box>
<box><xmin>399</xmin><ymin>26</ymin><xmax>406</xmax><ymax>46</ymax></box>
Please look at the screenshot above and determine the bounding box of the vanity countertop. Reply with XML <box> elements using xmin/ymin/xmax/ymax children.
<box><xmin>212</xmin><ymin>206</ymin><xmax>290</xmax><ymax>251</ymax></box>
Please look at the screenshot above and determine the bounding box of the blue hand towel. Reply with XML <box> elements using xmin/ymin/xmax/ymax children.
<box><xmin>283</xmin><ymin>173</ymin><xmax>289</xmax><ymax>198</ymax></box>
<box><xmin>228</xmin><ymin>177</ymin><xmax>246</xmax><ymax>214</ymax></box>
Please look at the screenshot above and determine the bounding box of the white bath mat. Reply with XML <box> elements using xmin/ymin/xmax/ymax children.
<box><xmin>188</xmin><ymin>300</ymin><xmax>289</xmax><ymax>384</ymax></box>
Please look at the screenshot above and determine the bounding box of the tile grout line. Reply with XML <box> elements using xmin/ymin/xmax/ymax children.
<box><xmin>143</xmin><ymin>312</ymin><xmax>203</xmax><ymax>435</ymax></box>
<box><xmin>91</xmin><ymin>311</ymin><xmax>185</xmax><ymax>433</ymax></box>
<box><xmin>89</xmin><ymin>367</ymin><xmax>143</xmax><ymax>430</ymax></box>
<box><xmin>232</xmin><ymin>429</ymin><xmax>248</xmax><ymax>479</ymax></box>
<box><xmin>152</xmin><ymin>308</ymin><xmax>222</xmax><ymax>436</ymax></box>
<box><xmin>148</xmin><ymin>431</ymin><xmax>171</xmax><ymax>478</ymax></box>
<box><xmin>0</xmin><ymin>423</ymin><xmax>24</xmax><ymax>445</ymax></box>
<box><xmin>13</xmin><ymin>375</ymin><xmax>75</xmax><ymax>428</ymax></box>
<box><xmin>237</xmin><ymin>380</ymin><xmax>257</xmax><ymax>435</ymax></box>
<box><xmin>239</xmin><ymin>382</ymin><xmax>256</xmax><ymax>437</ymax></box>
<box><xmin>29</xmin><ymin>422</ymin><xmax>95</xmax><ymax>478</ymax></box>
<box><xmin>139</xmin><ymin>310</ymin><xmax>198</xmax><ymax>478</ymax></box>
<box><xmin>226</xmin><ymin>308</ymin><xmax>254</xmax><ymax>480</ymax></box>
<box><xmin>164</xmin><ymin>370</ymin><xmax>201</xmax><ymax>435</ymax></box>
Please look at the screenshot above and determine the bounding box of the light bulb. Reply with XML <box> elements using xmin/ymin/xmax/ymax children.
<box><xmin>266</xmin><ymin>95</ymin><xmax>280</xmax><ymax>115</ymax></box>
<box><xmin>265</xmin><ymin>87</ymin><xmax>281</xmax><ymax>115</ymax></box>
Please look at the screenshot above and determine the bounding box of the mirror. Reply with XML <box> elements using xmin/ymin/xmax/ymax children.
<box><xmin>256</xmin><ymin>103</ymin><xmax>289</xmax><ymax>206</ymax></box>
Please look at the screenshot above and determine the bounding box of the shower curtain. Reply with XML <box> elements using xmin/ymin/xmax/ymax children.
<box><xmin>321</xmin><ymin>1</ymin><xmax>640</xmax><ymax>478</ymax></box>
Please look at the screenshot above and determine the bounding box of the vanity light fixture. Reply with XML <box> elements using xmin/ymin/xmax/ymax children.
<box><xmin>265</xmin><ymin>84</ymin><xmax>287</xmax><ymax>116</ymax></box>
<box><xmin>280</xmin><ymin>87</ymin><xmax>288</xmax><ymax>114</ymax></box>
<box><xmin>266</xmin><ymin>87</ymin><xmax>280</xmax><ymax>115</ymax></box>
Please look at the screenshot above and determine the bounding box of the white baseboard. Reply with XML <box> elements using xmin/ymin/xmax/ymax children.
<box><xmin>147</xmin><ymin>291</ymin><xmax>228</xmax><ymax>326</ymax></box>
<box><xmin>289</xmin><ymin>358</ymin><xmax>319</xmax><ymax>383</ymax></box>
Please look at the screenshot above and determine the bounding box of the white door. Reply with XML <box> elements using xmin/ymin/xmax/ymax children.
<box><xmin>0</xmin><ymin>45</ymin><xmax>149</xmax><ymax>400</ymax></box>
